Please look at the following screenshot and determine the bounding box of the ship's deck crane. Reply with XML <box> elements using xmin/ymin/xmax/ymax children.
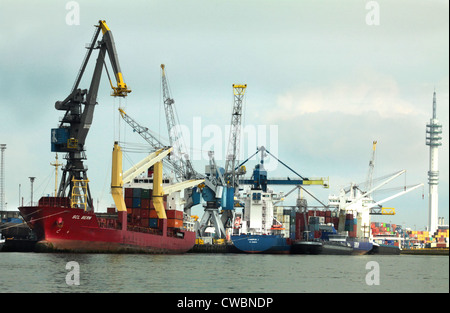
<box><xmin>52</xmin><ymin>20</ymin><xmax>131</xmax><ymax>211</ymax></box>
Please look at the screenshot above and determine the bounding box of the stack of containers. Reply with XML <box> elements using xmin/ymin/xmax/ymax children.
<box><xmin>324</xmin><ymin>210</ymin><xmax>332</xmax><ymax>224</ymax></box>
<box><xmin>345</xmin><ymin>213</ymin><xmax>357</xmax><ymax>237</ymax></box>
<box><xmin>289</xmin><ymin>209</ymin><xmax>296</xmax><ymax>240</ymax></box>
<box><xmin>124</xmin><ymin>187</ymin><xmax>170</xmax><ymax>228</ymax></box>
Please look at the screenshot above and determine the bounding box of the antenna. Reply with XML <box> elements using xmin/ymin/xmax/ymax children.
<box><xmin>0</xmin><ymin>144</ymin><xmax>6</xmax><ymax>211</ymax></box>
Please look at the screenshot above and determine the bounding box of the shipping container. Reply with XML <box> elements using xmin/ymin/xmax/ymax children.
<box><xmin>141</xmin><ymin>209</ymin><xmax>149</xmax><ymax>219</ymax></box>
<box><xmin>107</xmin><ymin>207</ymin><xmax>116</xmax><ymax>214</ymax></box>
<box><xmin>125</xmin><ymin>188</ymin><xmax>134</xmax><ymax>198</ymax></box>
<box><xmin>132</xmin><ymin>188</ymin><xmax>142</xmax><ymax>198</ymax></box>
<box><xmin>132</xmin><ymin>197</ymin><xmax>141</xmax><ymax>208</ymax></box>
<box><xmin>125</xmin><ymin>197</ymin><xmax>133</xmax><ymax>208</ymax></box>
<box><xmin>141</xmin><ymin>198</ymin><xmax>150</xmax><ymax>209</ymax></box>
<box><xmin>140</xmin><ymin>218</ymin><xmax>149</xmax><ymax>227</ymax></box>
<box><xmin>167</xmin><ymin>219</ymin><xmax>183</xmax><ymax>228</ymax></box>
<box><xmin>141</xmin><ymin>188</ymin><xmax>152</xmax><ymax>199</ymax></box>
<box><xmin>166</xmin><ymin>210</ymin><xmax>183</xmax><ymax>220</ymax></box>
<box><xmin>149</xmin><ymin>209</ymin><xmax>158</xmax><ymax>219</ymax></box>
<box><xmin>149</xmin><ymin>218</ymin><xmax>159</xmax><ymax>228</ymax></box>
<box><xmin>132</xmin><ymin>208</ymin><xmax>141</xmax><ymax>218</ymax></box>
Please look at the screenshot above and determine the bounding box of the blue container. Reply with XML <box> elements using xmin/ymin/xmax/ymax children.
<box><xmin>149</xmin><ymin>218</ymin><xmax>159</xmax><ymax>228</ymax></box>
<box><xmin>132</xmin><ymin>188</ymin><xmax>142</xmax><ymax>198</ymax></box>
<box><xmin>132</xmin><ymin>197</ymin><xmax>141</xmax><ymax>208</ymax></box>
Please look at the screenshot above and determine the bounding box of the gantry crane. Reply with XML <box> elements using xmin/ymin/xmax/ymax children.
<box><xmin>51</xmin><ymin>20</ymin><xmax>131</xmax><ymax>210</ymax></box>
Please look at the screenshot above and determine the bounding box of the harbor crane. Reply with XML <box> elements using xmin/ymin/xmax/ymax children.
<box><xmin>364</xmin><ymin>140</ymin><xmax>377</xmax><ymax>192</ymax></box>
<box><xmin>198</xmin><ymin>84</ymin><xmax>248</xmax><ymax>238</ymax></box>
<box><xmin>52</xmin><ymin>20</ymin><xmax>131</xmax><ymax>210</ymax></box>
<box><xmin>160</xmin><ymin>64</ymin><xmax>197</xmax><ymax>180</ymax></box>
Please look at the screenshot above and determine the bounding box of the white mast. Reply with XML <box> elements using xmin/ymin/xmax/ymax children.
<box><xmin>426</xmin><ymin>91</ymin><xmax>442</xmax><ymax>234</ymax></box>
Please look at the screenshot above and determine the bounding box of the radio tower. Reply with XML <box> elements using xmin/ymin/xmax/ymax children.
<box><xmin>426</xmin><ymin>91</ymin><xmax>442</xmax><ymax>234</ymax></box>
<box><xmin>0</xmin><ymin>144</ymin><xmax>6</xmax><ymax>211</ymax></box>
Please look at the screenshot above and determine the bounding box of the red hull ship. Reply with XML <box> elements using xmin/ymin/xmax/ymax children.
<box><xmin>17</xmin><ymin>21</ymin><xmax>203</xmax><ymax>254</ymax></box>
<box><xmin>19</xmin><ymin>196</ymin><xmax>196</xmax><ymax>254</ymax></box>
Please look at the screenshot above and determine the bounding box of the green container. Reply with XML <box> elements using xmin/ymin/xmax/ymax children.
<box><xmin>141</xmin><ymin>189</ymin><xmax>152</xmax><ymax>199</ymax></box>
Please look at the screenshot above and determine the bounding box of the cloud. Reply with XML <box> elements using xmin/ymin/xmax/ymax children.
<box><xmin>266</xmin><ymin>71</ymin><xmax>424</xmax><ymax>122</ymax></box>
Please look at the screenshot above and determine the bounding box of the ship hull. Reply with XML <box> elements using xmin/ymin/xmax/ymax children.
<box><xmin>348</xmin><ymin>241</ymin><xmax>373</xmax><ymax>255</ymax></box>
<box><xmin>291</xmin><ymin>240</ymin><xmax>353</xmax><ymax>255</ymax></box>
<box><xmin>231</xmin><ymin>234</ymin><xmax>290</xmax><ymax>254</ymax></box>
<box><xmin>19</xmin><ymin>204</ymin><xmax>195</xmax><ymax>254</ymax></box>
<box><xmin>369</xmin><ymin>243</ymin><xmax>401</xmax><ymax>255</ymax></box>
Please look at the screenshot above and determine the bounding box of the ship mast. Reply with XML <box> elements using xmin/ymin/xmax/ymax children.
<box><xmin>50</xmin><ymin>153</ymin><xmax>62</xmax><ymax>197</ymax></box>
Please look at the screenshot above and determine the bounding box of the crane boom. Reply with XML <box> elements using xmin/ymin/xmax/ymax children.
<box><xmin>160</xmin><ymin>64</ymin><xmax>197</xmax><ymax>179</ymax></box>
<box><xmin>224</xmin><ymin>84</ymin><xmax>247</xmax><ymax>188</ymax></box>
<box><xmin>52</xmin><ymin>20</ymin><xmax>131</xmax><ymax>210</ymax></box>
<box><xmin>118</xmin><ymin>108</ymin><xmax>183</xmax><ymax>179</ymax></box>
<box><xmin>364</xmin><ymin>140</ymin><xmax>377</xmax><ymax>192</ymax></box>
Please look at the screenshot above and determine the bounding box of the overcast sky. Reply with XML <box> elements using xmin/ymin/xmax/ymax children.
<box><xmin>0</xmin><ymin>0</ymin><xmax>448</xmax><ymax>230</ymax></box>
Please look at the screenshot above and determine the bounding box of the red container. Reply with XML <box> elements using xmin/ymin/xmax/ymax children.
<box><xmin>325</xmin><ymin>210</ymin><xmax>331</xmax><ymax>217</ymax></box>
<box><xmin>133</xmin><ymin>208</ymin><xmax>141</xmax><ymax>218</ymax></box>
<box><xmin>141</xmin><ymin>198</ymin><xmax>150</xmax><ymax>209</ymax></box>
<box><xmin>124</xmin><ymin>188</ymin><xmax>133</xmax><ymax>198</ymax></box>
<box><xmin>166</xmin><ymin>210</ymin><xmax>183</xmax><ymax>219</ymax></box>
<box><xmin>141</xmin><ymin>209</ymin><xmax>149</xmax><ymax>218</ymax></box>
<box><xmin>325</xmin><ymin>217</ymin><xmax>331</xmax><ymax>224</ymax></box>
<box><xmin>125</xmin><ymin>197</ymin><xmax>133</xmax><ymax>208</ymax></box>
<box><xmin>140</xmin><ymin>218</ymin><xmax>149</xmax><ymax>227</ymax></box>
<box><xmin>107</xmin><ymin>207</ymin><xmax>116</xmax><ymax>214</ymax></box>
<box><xmin>149</xmin><ymin>209</ymin><xmax>158</xmax><ymax>219</ymax></box>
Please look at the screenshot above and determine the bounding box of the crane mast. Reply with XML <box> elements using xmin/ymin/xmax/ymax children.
<box><xmin>52</xmin><ymin>20</ymin><xmax>131</xmax><ymax>210</ymax></box>
<box><xmin>160</xmin><ymin>64</ymin><xmax>196</xmax><ymax>180</ymax></box>
<box><xmin>364</xmin><ymin>140</ymin><xmax>377</xmax><ymax>192</ymax></box>
<box><xmin>224</xmin><ymin>84</ymin><xmax>247</xmax><ymax>189</ymax></box>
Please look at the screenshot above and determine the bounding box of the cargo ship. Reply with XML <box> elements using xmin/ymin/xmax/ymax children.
<box><xmin>18</xmin><ymin>143</ymin><xmax>203</xmax><ymax>253</ymax></box>
<box><xmin>231</xmin><ymin>188</ymin><xmax>291</xmax><ymax>254</ymax></box>
<box><xmin>290</xmin><ymin>212</ymin><xmax>372</xmax><ymax>255</ymax></box>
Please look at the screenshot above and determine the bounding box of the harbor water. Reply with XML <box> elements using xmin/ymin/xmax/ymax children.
<box><xmin>0</xmin><ymin>253</ymin><xmax>448</xmax><ymax>293</ymax></box>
